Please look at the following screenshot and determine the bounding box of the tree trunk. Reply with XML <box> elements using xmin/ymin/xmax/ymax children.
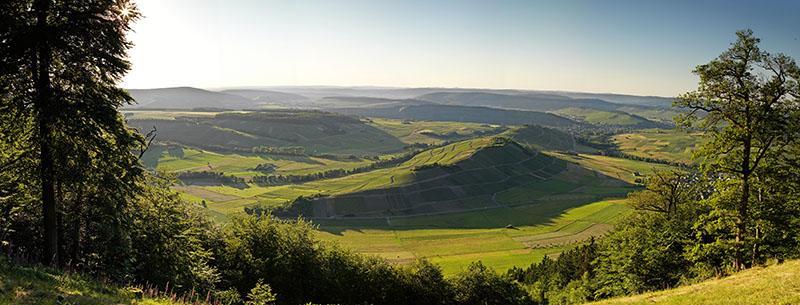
<box><xmin>34</xmin><ymin>0</ymin><xmax>58</xmax><ymax>267</ymax></box>
<box><xmin>734</xmin><ymin>136</ymin><xmax>752</xmax><ymax>271</ymax></box>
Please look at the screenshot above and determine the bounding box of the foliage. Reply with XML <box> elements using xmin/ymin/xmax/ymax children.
<box><xmin>675</xmin><ymin>29</ymin><xmax>800</xmax><ymax>270</ymax></box>
<box><xmin>245</xmin><ymin>281</ymin><xmax>277</xmax><ymax>305</ymax></box>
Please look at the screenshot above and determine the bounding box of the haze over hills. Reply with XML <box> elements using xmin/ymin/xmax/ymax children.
<box><xmin>123</xmin><ymin>86</ymin><xmax>676</xmax><ymax>128</ymax></box>
<box><xmin>127</xmin><ymin>87</ymin><xmax>256</xmax><ymax>109</ymax></box>
<box><xmin>329</xmin><ymin>103</ymin><xmax>580</xmax><ymax>128</ymax></box>
<box><xmin>221</xmin><ymin>89</ymin><xmax>312</xmax><ymax>106</ymax></box>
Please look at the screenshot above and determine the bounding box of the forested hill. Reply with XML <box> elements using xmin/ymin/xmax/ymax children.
<box><xmin>328</xmin><ymin>103</ymin><xmax>580</xmax><ymax>127</ymax></box>
<box><xmin>126</xmin><ymin>110</ymin><xmax>406</xmax><ymax>155</ymax></box>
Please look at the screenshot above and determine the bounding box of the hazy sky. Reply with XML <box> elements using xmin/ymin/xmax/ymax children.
<box><xmin>122</xmin><ymin>0</ymin><xmax>800</xmax><ymax>97</ymax></box>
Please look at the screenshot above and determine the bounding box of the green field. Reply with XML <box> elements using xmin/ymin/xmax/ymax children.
<box><xmin>316</xmin><ymin>199</ymin><xmax>631</xmax><ymax>275</ymax></box>
<box><xmin>612</xmin><ymin>129</ymin><xmax>703</xmax><ymax>164</ymax></box>
<box><xmin>552</xmin><ymin>107</ymin><xmax>660</xmax><ymax>127</ymax></box>
<box><xmin>550</xmin><ymin>152</ymin><xmax>680</xmax><ymax>184</ymax></box>
<box><xmin>137</xmin><ymin>116</ymin><xmax>684</xmax><ymax>275</ymax></box>
<box><xmin>591</xmin><ymin>259</ymin><xmax>800</xmax><ymax>305</ymax></box>
<box><xmin>127</xmin><ymin>110</ymin><xmax>408</xmax><ymax>155</ymax></box>
<box><xmin>166</xmin><ymin>136</ymin><xmax>647</xmax><ymax>274</ymax></box>
<box><xmin>367</xmin><ymin>118</ymin><xmax>504</xmax><ymax>144</ymax></box>
<box><xmin>146</xmin><ymin>146</ymin><xmax>375</xmax><ymax>179</ymax></box>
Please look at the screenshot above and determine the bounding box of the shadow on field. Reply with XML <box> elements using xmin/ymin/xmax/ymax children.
<box><xmin>311</xmin><ymin>161</ymin><xmax>639</xmax><ymax>235</ymax></box>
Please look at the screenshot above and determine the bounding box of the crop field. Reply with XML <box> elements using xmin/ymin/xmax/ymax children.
<box><xmin>126</xmin><ymin>110</ymin><xmax>408</xmax><ymax>155</ymax></box>
<box><xmin>552</xmin><ymin>107</ymin><xmax>656</xmax><ymax>127</ymax></box>
<box><xmin>315</xmin><ymin>199</ymin><xmax>631</xmax><ymax>275</ymax></box>
<box><xmin>367</xmin><ymin>118</ymin><xmax>504</xmax><ymax>144</ymax></box>
<box><xmin>162</xmin><ymin>135</ymin><xmax>672</xmax><ymax>274</ymax></box>
<box><xmin>147</xmin><ymin>146</ymin><xmax>374</xmax><ymax>179</ymax></box>
<box><xmin>612</xmin><ymin>129</ymin><xmax>703</xmax><ymax>164</ymax></box>
<box><xmin>550</xmin><ymin>152</ymin><xmax>680</xmax><ymax>184</ymax></box>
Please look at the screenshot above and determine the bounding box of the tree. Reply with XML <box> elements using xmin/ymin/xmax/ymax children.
<box><xmin>0</xmin><ymin>0</ymin><xmax>142</xmax><ymax>266</ymax></box>
<box><xmin>675</xmin><ymin>29</ymin><xmax>800</xmax><ymax>270</ymax></box>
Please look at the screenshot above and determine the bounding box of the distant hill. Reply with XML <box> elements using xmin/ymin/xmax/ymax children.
<box><xmin>417</xmin><ymin>91</ymin><xmax>621</xmax><ymax>112</ymax></box>
<box><xmin>552</xmin><ymin>107</ymin><xmax>668</xmax><ymax>128</ymax></box>
<box><xmin>503</xmin><ymin>125</ymin><xmax>576</xmax><ymax>151</ymax></box>
<box><xmin>328</xmin><ymin>103</ymin><xmax>580</xmax><ymax>128</ymax></box>
<box><xmin>126</xmin><ymin>87</ymin><xmax>257</xmax><ymax>109</ymax></box>
<box><xmin>547</xmin><ymin>91</ymin><xmax>674</xmax><ymax>108</ymax></box>
<box><xmin>221</xmin><ymin>89</ymin><xmax>311</xmax><ymax>106</ymax></box>
<box><xmin>316</xmin><ymin>96</ymin><xmax>433</xmax><ymax>108</ymax></box>
<box><xmin>127</xmin><ymin>110</ymin><xmax>406</xmax><ymax>155</ymax></box>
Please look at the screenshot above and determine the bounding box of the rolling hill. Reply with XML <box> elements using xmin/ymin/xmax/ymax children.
<box><xmin>126</xmin><ymin>110</ymin><xmax>406</xmax><ymax>155</ymax></box>
<box><xmin>279</xmin><ymin>136</ymin><xmax>631</xmax><ymax>218</ymax></box>
<box><xmin>221</xmin><ymin>89</ymin><xmax>312</xmax><ymax>106</ymax></box>
<box><xmin>328</xmin><ymin>103</ymin><xmax>580</xmax><ymax>127</ymax></box>
<box><xmin>416</xmin><ymin>91</ymin><xmax>676</xmax><ymax>124</ymax></box>
<box><xmin>127</xmin><ymin>87</ymin><xmax>257</xmax><ymax>109</ymax></box>
<box><xmin>417</xmin><ymin>91</ymin><xmax>623</xmax><ymax>112</ymax></box>
<box><xmin>503</xmin><ymin>125</ymin><xmax>577</xmax><ymax>151</ymax></box>
<box><xmin>552</xmin><ymin>107</ymin><xmax>666</xmax><ymax>128</ymax></box>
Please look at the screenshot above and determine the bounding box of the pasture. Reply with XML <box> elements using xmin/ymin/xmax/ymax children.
<box><xmin>612</xmin><ymin>129</ymin><xmax>702</xmax><ymax>164</ymax></box>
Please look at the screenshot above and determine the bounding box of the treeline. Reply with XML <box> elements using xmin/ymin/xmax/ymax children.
<box><xmin>505</xmin><ymin>167</ymin><xmax>800</xmax><ymax>304</ymax></box>
<box><xmin>251</xmin><ymin>150</ymin><xmax>418</xmax><ymax>186</ymax></box>
<box><xmin>177</xmin><ymin>171</ymin><xmax>246</xmax><ymax>187</ymax></box>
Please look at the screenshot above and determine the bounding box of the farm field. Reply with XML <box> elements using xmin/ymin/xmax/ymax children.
<box><xmin>145</xmin><ymin>145</ymin><xmax>375</xmax><ymax>179</ymax></box>
<box><xmin>133</xmin><ymin>114</ymin><xmax>678</xmax><ymax>275</ymax></box>
<box><xmin>316</xmin><ymin>199</ymin><xmax>631</xmax><ymax>275</ymax></box>
<box><xmin>167</xmin><ymin>136</ymin><xmax>644</xmax><ymax>274</ymax></box>
<box><xmin>612</xmin><ymin>129</ymin><xmax>703</xmax><ymax>164</ymax></box>
<box><xmin>367</xmin><ymin>118</ymin><xmax>505</xmax><ymax>145</ymax></box>
<box><xmin>551</xmin><ymin>107</ymin><xmax>659</xmax><ymax>128</ymax></box>
<box><xmin>550</xmin><ymin>152</ymin><xmax>680</xmax><ymax>184</ymax></box>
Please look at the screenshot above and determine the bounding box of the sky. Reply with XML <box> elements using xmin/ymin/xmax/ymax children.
<box><xmin>121</xmin><ymin>0</ymin><xmax>800</xmax><ymax>97</ymax></box>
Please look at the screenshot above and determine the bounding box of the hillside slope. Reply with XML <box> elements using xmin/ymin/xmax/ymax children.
<box><xmin>591</xmin><ymin>260</ymin><xmax>800</xmax><ymax>305</ymax></box>
<box><xmin>0</xmin><ymin>261</ymin><xmax>177</xmax><ymax>305</ymax></box>
<box><xmin>221</xmin><ymin>89</ymin><xmax>311</xmax><ymax>106</ymax></box>
<box><xmin>503</xmin><ymin>125</ymin><xmax>576</xmax><ymax>151</ymax></box>
<box><xmin>280</xmin><ymin>137</ymin><xmax>614</xmax><ymax>218</ymax></box>
<box><xmin>127</xmin><ymin>87</ymin><xmax>257</xmax><ymax>109</ymax></box>
<box><xmin>127</xmin><ymin>110</ymin><xmax>406</xmax><ymax>155</ymax></box>
<box><xmin>552</xmin><ymin>107</ymin><xmax>666</xmax><ymax>128</ymax></box>
<box><xmin>417</xmin><ymin>91</ymin><xmax>678</xmax><ymax>124</ymax></box>
<box><xmin>329</xmin><ymin>103</ymin><xmax>580</xmax><ymax>127</ymax></box>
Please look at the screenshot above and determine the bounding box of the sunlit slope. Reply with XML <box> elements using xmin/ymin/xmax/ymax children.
<box><xmin>590</xmin><ymin>260</ymin><xmax>800</xmax><ymax>305</ymax></box>
<box><xmin>127</xmin><ymin>110</ymin><xmax>405</xmax><ymax>154</ymax></box>
<box><xmin>612</xmin><ymin>129</ymin><xmax>703</xmax><ymax>164</ymax></box>
<box><xmin>0</xmin><ymin>261</ymin><xmax>177</xmax><ymax>305</ymax></box>
<box><xmin>503</xmin><ymin>124</ymin><xmax>577</xmax><ymax>151</ymax></box>
<box><xmin>552</xmin><ymin>107</ymin><xmax>665</xmax><ymax>128</ymax></box>
<box><xmin>283</xmin><ymin>137</ymin><xmax>570</xmax><ymax>217</ymax></box>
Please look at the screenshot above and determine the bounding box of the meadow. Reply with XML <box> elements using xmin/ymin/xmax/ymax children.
<box><xmin>612</xmin><ymin>129</ymin><xmax>703</xmax><ymax>164</ymax></box>
<box><xmin>591</xmin><ymin>259</ymin><xmax>800</xmax><ymax>305</ymax></box>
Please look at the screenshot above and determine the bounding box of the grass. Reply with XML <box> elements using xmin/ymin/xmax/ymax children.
<box><xmin>550</xmin><ymin>152</ymin><xmax>680</xmax><ymax>184</ymax></box>
<box><xmin>612</xmin><ymin>129</ymin><xmax>703</xmax><ymax>164</ymax></box>
<box><xmin>367</xmin><ymin>118</ymin><xmax>504</xmax><ymax>145</ymax></box>
<box><xmin>315</xmin><ymin>199</ymin><xmax>631</xmax><ymax>276</ymax></box>
<box><xmin>552</xmin><ymin>107</ymin><xmax>657</xmax><ymax>127</ymax></box>
<box><xmin>168</xmin><ymin>138</ymin><xmax>649</xmax><ymax>273</ymax></box>
<box><xmin>127</xmin><ymin>110</ymin><xmax>407</xmax><ymax>155</ymax></box>
<box><xmin>0</xmin><ymin>260</ymin><xmax>179</xmax><ymax>305</ymax></box>
<box><xmin>591</xmin><ymin>259</ymin><xmax>800</xmax><ymax>305</ymax></box>
<box><xmin>151</xmin><ymin>146</ymin><xmax>374</xmax><ymax>179</ymax></box>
